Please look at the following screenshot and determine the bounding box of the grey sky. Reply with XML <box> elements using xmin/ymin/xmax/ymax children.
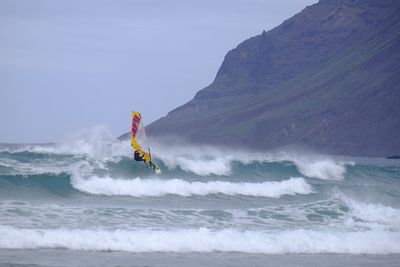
<box><xmin>0</xmin><ymin>0</ymin><xmax>317</xmax><ymax>143</ymax></box>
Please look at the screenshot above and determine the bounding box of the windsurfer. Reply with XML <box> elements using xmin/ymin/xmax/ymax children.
<box><xmin>131</xmin><ymin>111</ymin><xmax>161</xmax><ymax>174</ymax></box>
<box><xmin>134</xmin><ymin>150</ymin><xmax>145</xmax><ymax>162</ymax></box>
<box><xmin>134</xmin><ymin>150</ymin><xmax>151</xmax><ymax>165</ymax></box>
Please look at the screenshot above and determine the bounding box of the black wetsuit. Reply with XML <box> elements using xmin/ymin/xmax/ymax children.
<box><xmin>134</xmin><ymin>151</ymin><xmax>145</xmax><ymax>162</ymax></box>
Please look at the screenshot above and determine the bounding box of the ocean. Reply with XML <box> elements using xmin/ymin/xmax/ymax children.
<box><xmin>0</xmin><ymin>127</ymin><xmax>399</xmax><ymax>267</ymax></box>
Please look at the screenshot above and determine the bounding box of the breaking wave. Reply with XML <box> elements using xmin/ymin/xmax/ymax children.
<box><xmin>0</xmin><ymin>126</ymin><xmax>350</xmax><ymax>180</ymax></box>
<box><xmin>71</xmin><ymin>176</ymin><xmax>312</xmax><ymax>197</ymax></box>
<box><xmin>153</xmin><ymin>141</ymin><xmax>348</xmax><ymax>180</ymax></box>
<box><xmin>335</xmin><ymin>192</ymin><xmax>400</xmax><ymax>227</ymax></box>
<box><xmin>1</xmin><ymin>126</ymin><xmax>400</xmax><ymax>259</ymax></box>
<box><xmin>1</xmin><ymin>226</ymin><xmax>399</xmax><ymax>254</ymax></box>
<box><xmin>0</xmin><ymin>172</ymin><xmax>312</xmax><ymax>198</ymax></box>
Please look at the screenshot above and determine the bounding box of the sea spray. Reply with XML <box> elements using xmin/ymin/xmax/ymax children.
<box><xmin>1</xmin><ymin>128</ymin><xmax>349</xmax><ymax>179</ymax></box>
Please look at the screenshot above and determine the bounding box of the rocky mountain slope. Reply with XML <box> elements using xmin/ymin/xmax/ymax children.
<box><xmin>135</xmin><ymin>0</ymin><xmax>400</xmax><ymax>157</ymax></box>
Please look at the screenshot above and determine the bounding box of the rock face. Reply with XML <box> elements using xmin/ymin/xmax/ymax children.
<box><xmin>145</xmin><ymin>0</ymin><xmax>400</xmax><ymax>157</ymax></box>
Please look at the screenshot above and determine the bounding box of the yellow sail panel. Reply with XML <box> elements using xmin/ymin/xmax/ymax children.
<box><xmin>131</xmin><ymin>111</ymin><xmax>151</xmax><ymax>162</ymax></box>
<box><xmin>142</xmin><ymin>152</ymin><xmax>151</xmax><ymax>162</ymax></box>
<box><xmin>130</xmin><ymin>111</ymin><xmax>161</xmax><ymax>173</ymax></box>
<box><xmin>131</xmin><ymin>111</ymin><xmax>143</xmax><ymax>152</ymax></box>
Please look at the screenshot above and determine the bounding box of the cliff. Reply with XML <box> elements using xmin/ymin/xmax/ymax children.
<box><xmin>132</xmin><ymin>0</ymin><xmax>400</xmax><ymax>157</ymax></box>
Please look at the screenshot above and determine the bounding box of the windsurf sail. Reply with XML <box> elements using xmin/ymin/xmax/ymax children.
<box><xmin>131</xmin><ymin>111</ymin><xmax>161</xmax><ymax>173</ymax></box>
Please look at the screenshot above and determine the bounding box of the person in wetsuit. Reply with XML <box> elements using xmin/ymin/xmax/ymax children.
<box><xmin>134</xmin><ymin>150</ymin><xmax>160</xmax><ymax>173</ymax></box>
<box><xmin>134</xmin><ymin>150</ymin><xmax>145</xmax><ymax>162</ymax></box>
<box><xmin>134</xmin><ymin>150</ymin><xmax>152</xmax><ymax>165</ymax></box>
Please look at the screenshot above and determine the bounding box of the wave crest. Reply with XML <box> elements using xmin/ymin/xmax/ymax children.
<box><xmin>1</xmin><ymin>226</ymin><xmax>399</xmax><ymax>254</ymax></box>
<box><xmin>153</xmin><ymin>142</ymin><xmax>347</xmax><ymax>179</ymax></box>
<box><xmin>71</xmin><ymin>176</ymin><xmax>312</xmax><ymax>197</ymax></box>
<box><xmin>1</xmin><ymin>128</ymin><xmax>349</xmax><ymax>180</ymax></box>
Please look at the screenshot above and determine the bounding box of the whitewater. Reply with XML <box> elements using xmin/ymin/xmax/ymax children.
<box><xmin>1</xmin><ymin>127</ymin><xmax>400</xmax><ymax>266</ymax></box>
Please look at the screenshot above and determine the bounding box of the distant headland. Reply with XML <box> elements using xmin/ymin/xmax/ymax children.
<box><xmin>122</xmin><ymin>0</ymin><xmax>400</xmax><ymax>157</ymax></box>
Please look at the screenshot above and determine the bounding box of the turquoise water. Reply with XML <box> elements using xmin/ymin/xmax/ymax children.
<box><xmin>0</xmin><ymin>129</ymin><xmax>400</xmax><ymax>266</ymax></box>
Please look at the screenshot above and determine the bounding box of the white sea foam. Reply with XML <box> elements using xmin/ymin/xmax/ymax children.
<box><xmin>0</xmin><ymin>126</ymin><xmax>129</xmax><ymax>160</ymax></box>
<box><xmin>0</xmin><ymin>157</ymin><xmax>67</xmax><ymax>176</ymax></box>
<box><xmin>152</xmin><ymin>140</ymin><xmax>347</xmax><ymax>179</ymax></box>
<box><xmin>30</xmin><ymin>126</ymin><xmax>132</xmax><ymax>159</ymax></box>
<box><xmin>1</xmin><ymin>226</ymin><xmax>399</xmax><ymax>254</ymax></box>
<box><xmin>290</xmin><ymin>157</ymin><xmax>346</xmax><ymax>180</ymax></box>
<box><xmin>336</xmin><ymin>193</ymin><xmax>400</xmax><ymax>227</ymax></box>
<box><xmin>71</xmin><ymin>176</ymin><xmax>312</xmax><ymax>197</ymax></box>
<box><xmin>163</xmin><ymin>156</ymin><xmax>232</xmax><ymax>176</ymax></box>
<box><xmin>239</xmin><ymin>151</ymin><xmax>346</xmax><ymax>180</ymax></box>
<box><xmin>154</xmin><ymin>142</ymin><xmax>233</xmax><ymax>176</ymax></box>
<box><xmin>0</xmin><ymin>152</ymin><xmax>101</xmax><ymax>177</ymax></box>
<box><xmin>1</xmin><ymin>126</ymin><xmax>349</xmax><ymax>179</ymax></box>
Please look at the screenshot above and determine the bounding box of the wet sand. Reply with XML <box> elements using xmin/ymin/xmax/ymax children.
<box><xmin>1</xmin><ymin>249</ymin><xmax>399</xmax><ymax>267</ymax></box>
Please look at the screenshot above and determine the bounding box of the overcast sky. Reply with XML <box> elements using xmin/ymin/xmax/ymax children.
<box><xmin>0</xmin><ymin>0</ymin><xmax>317</xmax><ymax>143</ymax></box>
